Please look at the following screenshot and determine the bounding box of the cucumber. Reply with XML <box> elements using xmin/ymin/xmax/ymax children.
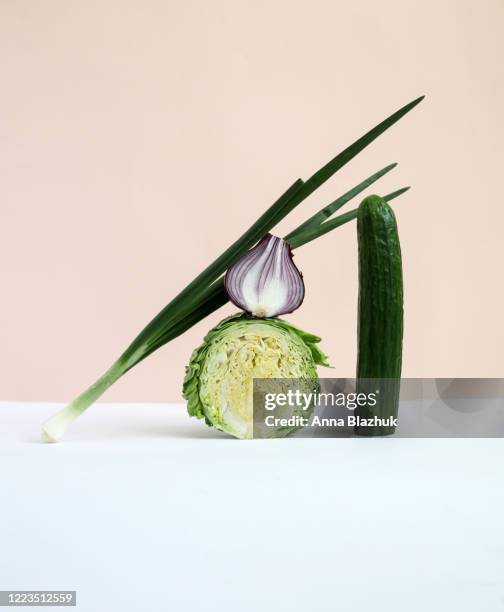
<box><xmin>355</xmin><ymin>195</ymin><xmax>403</xmax><ymax>436</ymax></box>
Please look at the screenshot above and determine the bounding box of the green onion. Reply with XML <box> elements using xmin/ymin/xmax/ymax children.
<box><xmin>284</xmin><ymin>162</ymin><xmax>397</xmax><ymax>240</ymax></box>
<box><xmin>288</xmin><ymin>186</ymin><xmax>411</xmax><ymax>249</ymax></box>
<box><xmin>42</xmin><ymin>96</ymin><xmax>423</xmax><ymax>442</ymax></box>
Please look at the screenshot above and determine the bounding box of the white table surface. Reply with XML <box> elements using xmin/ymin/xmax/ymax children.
<box><xmin>1</xmin><ymin>402</ymin><xmax>503</xmax><ymax>611</ymax></box>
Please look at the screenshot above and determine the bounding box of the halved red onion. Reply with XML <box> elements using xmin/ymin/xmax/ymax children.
<box><xmin>224</xmin><ymin>233</ymin><xmax>305</xmax><ymax>318</ymax></box>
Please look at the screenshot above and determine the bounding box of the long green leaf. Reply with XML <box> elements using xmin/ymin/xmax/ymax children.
<box><xmin>288</xmin><ymin>187</ymin><xmax>410</xmax><ymax>249</ymax></box>
<box><xmin>129</xmin><ymin>281</ymin><xmax>229</xmax><ymax>368</ymax></box>
<box><xmin>297</xmin><ymin>96</ymin><xmax>423</xmax><ymax>200</ymax></box>
<box><xmin>383</xmin><ymin>186</ymin><xmax>411</xmax><ymax>201</ymax></box>
<box><xmin>284</xmin><ymin>162</ymin><xmax>397</xmax><ymax>240</ymax></box>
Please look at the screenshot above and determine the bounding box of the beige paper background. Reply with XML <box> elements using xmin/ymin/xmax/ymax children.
<box><xmin>1</xmin><ymin>0</ymin><xmax>503</xmax><ymax>402</ymax></box>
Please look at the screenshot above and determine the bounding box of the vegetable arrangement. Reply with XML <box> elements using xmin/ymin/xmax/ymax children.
<box><xmin>42</xmin><ymin>96</ymin><xmax>422</xmax><ymax>442</ymax></box>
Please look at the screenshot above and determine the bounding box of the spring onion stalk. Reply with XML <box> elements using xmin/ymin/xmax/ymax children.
<box><xmin>287</xmin><ymin>187</ymin><xmax>410</xmax><ymax>249</ymax></box>
<box><xmin>42</xmin><ymin>96</ymin><xmax>423</xmax><ymax>442</ymax></box>
<box><xmin>284</xmin><ymin>162</ymin><xmax>397</xmax><ymax>241</ymax></box>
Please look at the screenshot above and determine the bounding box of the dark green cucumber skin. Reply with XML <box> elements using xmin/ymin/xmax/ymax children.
<box><xmin>355</xmin><ymin>195</ymin><xmax>403</xmax><ymax>436</ymax></box>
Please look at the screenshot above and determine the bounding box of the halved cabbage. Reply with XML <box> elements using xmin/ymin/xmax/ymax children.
<box><xmin>183</xmin><ymin>314</ymin><xmax>329</xmax><ymax>439</ymax></box>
